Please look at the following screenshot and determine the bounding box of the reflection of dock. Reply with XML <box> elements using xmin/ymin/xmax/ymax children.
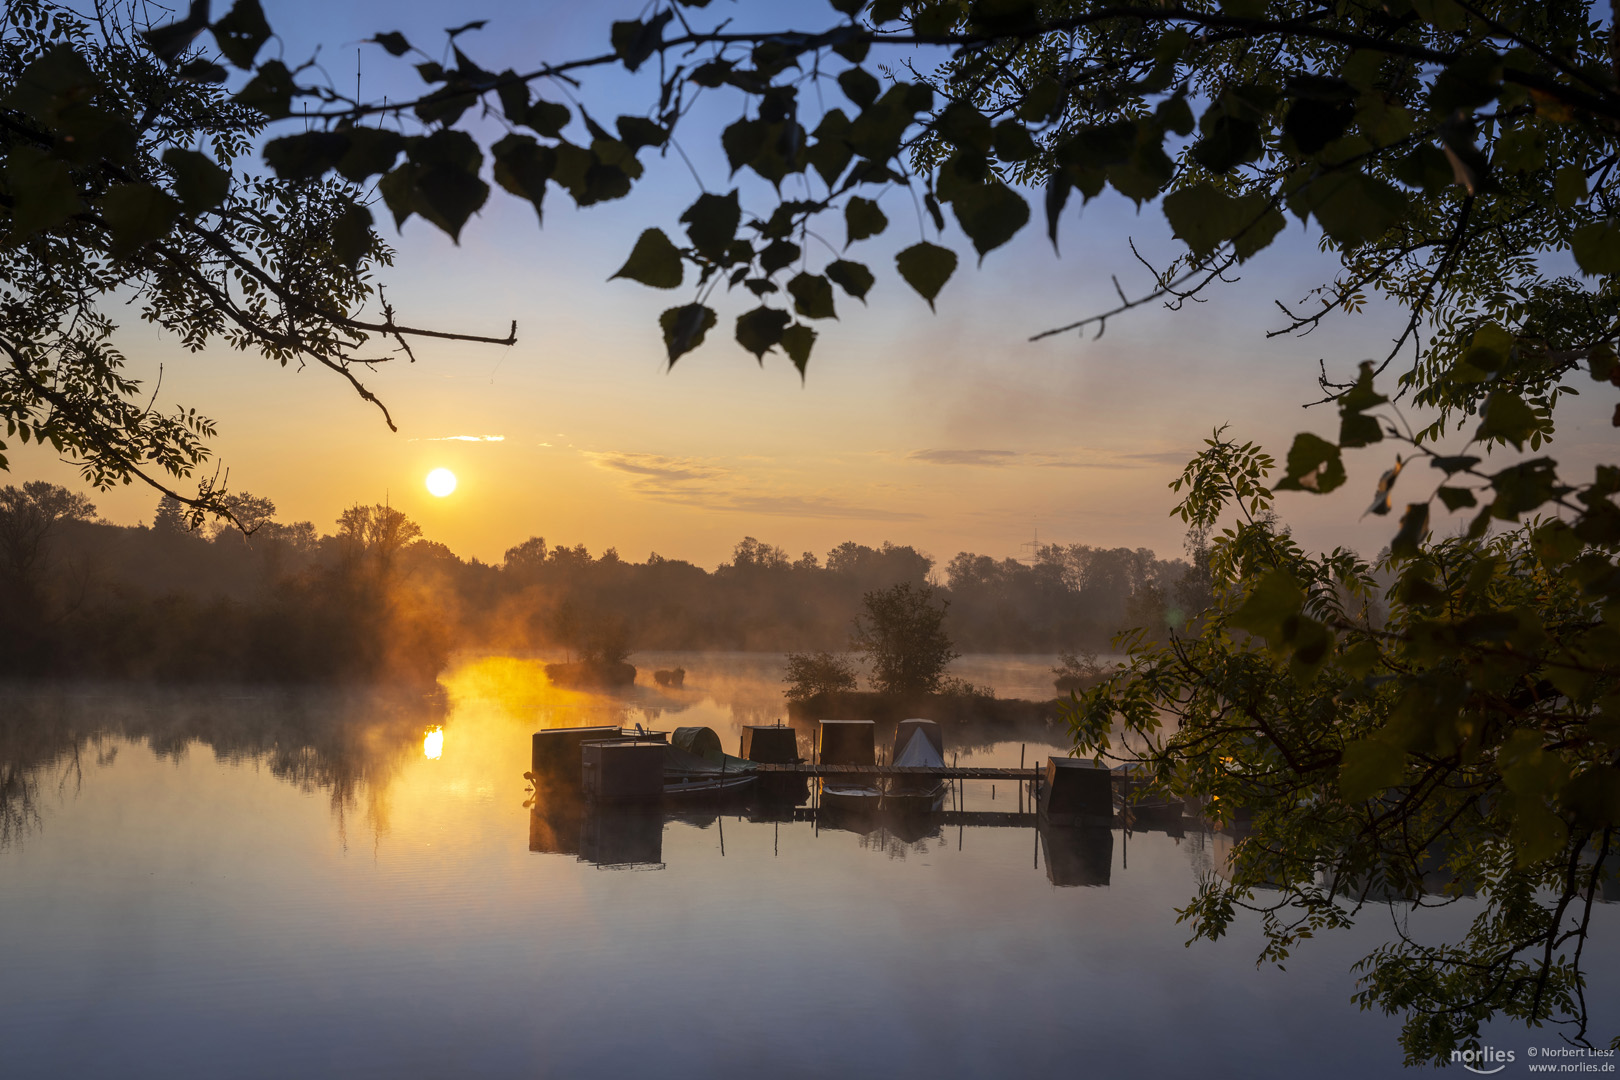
<box><xmin>754</xmin><ymin>763</ymin><xmax>1041</xmax><ymax>781</ymax></box>
<box><xmin>787</xmin><ymin>807</ymin><xmax>1038</xmax><ymax>827</ymax></box>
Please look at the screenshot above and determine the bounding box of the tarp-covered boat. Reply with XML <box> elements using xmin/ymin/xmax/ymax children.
<box><xmin>664</xmin><ymin>726</ymin><xmax>757</xmax><ymax>796</ymax></box>
<box><xmin>884</xmin><ymin>719</ymin><xmax>947</xmax><ymax>813</ymax></box>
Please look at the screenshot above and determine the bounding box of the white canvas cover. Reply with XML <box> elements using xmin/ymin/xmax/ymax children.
<box><xmin>894</xmin><ymin>727</ymin><xmax>945</xmax><ymax>769</ymax></box>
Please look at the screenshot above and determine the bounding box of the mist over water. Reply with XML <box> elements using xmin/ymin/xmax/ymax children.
<box><xmin>2</xmin><ymin>655</ymin><xmax>1614</xmax><ymax>1079</ymax></box>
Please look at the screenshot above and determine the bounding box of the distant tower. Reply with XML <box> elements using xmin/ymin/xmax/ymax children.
<box><xmin>1019</xmin><ymin>520</ymin><xmax>1040</xmax><ymax>563</ymax></box>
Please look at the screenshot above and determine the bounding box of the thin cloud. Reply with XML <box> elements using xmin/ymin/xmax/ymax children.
<box><xmin>586</xmin><ymin>451</ymin><xmax>920</xmax><ymax>521</ymax></box>
<box><xmin>909</xmin><ymin>447</ymin><xmax>1189</xmax><ymax>469</ymax></box>
<box><xmin>588</xmin><ymin>452</ymin><xmax>724</xmax><ymax>486</ymax></box>
<box><xmin>410</xmin><ymin>434</ymin><xmax>506</xmax><ymax>442</ymax></box>
<box><xmin>909</xmin><ymin>449</ymin><xmax>1019</xmax><ymax>467</ymax></box>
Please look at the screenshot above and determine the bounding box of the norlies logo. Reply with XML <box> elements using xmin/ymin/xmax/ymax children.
<box><xmin>1453</xmin><ymin>1047</ymin><xmax>1517</xmax><ymax>1074</ymax></box>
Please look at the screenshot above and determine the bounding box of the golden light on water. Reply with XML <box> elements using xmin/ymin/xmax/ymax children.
<box><xmin>425</xmin><ymin>468</ymin><xmax>457</xmax><ymax>497</ymax></box>
<box><xmin>423</xmin><ymin>726</ymin><xmax>444</xmax><ymax>760</ymax></box>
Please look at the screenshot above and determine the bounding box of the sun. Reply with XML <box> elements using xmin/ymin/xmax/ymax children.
<box><xmin>425</xmin><ymin>468</ymin><xmax>457</xmax><ymax>497</ymax></box>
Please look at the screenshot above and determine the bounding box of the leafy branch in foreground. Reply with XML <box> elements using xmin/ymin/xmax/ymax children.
<box><xmin>1</xmin><ymin>0</ymin><xmax>513</xmax><ymax>524</ymax></box>
<box><xmin>1066</xmin><ymin>415</ymin><xmax>1618</xmax><ymax>1064</ymax></box>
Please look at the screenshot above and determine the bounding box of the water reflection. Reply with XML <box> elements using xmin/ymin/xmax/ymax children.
<box><xmin>4</xmin><ymin>654</ymin><xmax>1618</xmax><ymax>1080</ymax></box>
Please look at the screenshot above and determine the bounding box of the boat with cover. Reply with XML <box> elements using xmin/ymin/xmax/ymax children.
<box><xmin>883</xmin><ymin>719</ymin><xmax>947</xmax><ymax>814</ymax></box>
<box><xmin>664</xmin><ymin>726</ymin><xmax>757</xmax><ymax>796</ymax></box>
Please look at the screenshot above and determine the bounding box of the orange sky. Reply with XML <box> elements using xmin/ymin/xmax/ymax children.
<box><xmin>11</xmin><ymin>1</ymin><xmax>1617</xmax><ymax>570</ymax></box>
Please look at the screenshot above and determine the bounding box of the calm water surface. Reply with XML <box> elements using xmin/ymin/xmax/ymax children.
<box><xmin>2</xmin><ymin>653</ymin><xmax>1614</xmax><ymax>1078</ymax></box>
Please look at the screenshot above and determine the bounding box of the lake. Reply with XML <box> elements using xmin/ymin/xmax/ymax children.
<box><xmin>2</xmin><ymin>653</ymin><xmax>1614</xmax><ymax>1078</ymax></box>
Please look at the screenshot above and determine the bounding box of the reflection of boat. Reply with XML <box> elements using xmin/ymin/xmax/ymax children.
<box><xmin>664</xmin><ymin>726</ymin><xmax>757</xmax><ymax>798</ymax></box>
<box><xmin>817</xmin><ymin>780</ymin><xmax>884</xmax><ymax>834</ymax></box>
<box><xmin>883</xmin><ymin>718</ymin><xmax>947</xmax><ymax>814</ymax></box>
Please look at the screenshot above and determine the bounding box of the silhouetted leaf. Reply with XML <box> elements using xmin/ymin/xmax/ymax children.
<box><xmin>937</xmin><ymin>101</ymin><xmax>992</xmax><ymax>154</ymax></box>
<box><xmin>405</xmin><ymin>129</ymin><xmax>488</xmax><ymax>240</ymax></box>
<box><xmin>1190</xmin><ymin>115</ymin><xmax>1261</xmax><ymax>173</ymax></box>
<box><xmin>848</xmin><ymin>85</ymin><xmax>925</xmax><ymax>160</ymax></box>
<box><xmin>787</xmin><ymin>272</ymin><xmax>836</xmax><ymax>319</ymax></box>
<box><xmin>616</xmin><ymin>115</ymin><xmax>666</xmax><ymax>150</ymax></box>
<box><xmin>759</xmin><ymin>240</ymin><xmax>800</xmax><ymax>275</ymax></box>
<box><xmin>844</xmin><ymin>196</ymin><xmax>887</xmax><ymax>245</ymax></box>
<box><xmin>5</xmin><ymin>146</ymin><xmax>82</xmax><ymax>236</ymax></box>
<box><xmin>1284</xmin><ymin>97</ymin><xmax>1353</xmax><ymax>155</ymax></box>
<box><xmin>1156</xmin><ymin>94</ymin><xmax>1194</xmax><ymax>136</ymax></box>
<box><xmin>992</xmin><ymin>120</ymin><xmax>1037</xmax><ymax>162</ymax></box>
<box><xmin>263</xmin><ymin>131</ymin><xmax>348</xmax><ymax>182</ymax></box>
<box><xmin>781</xmin><ymin>323</ymin><xmax>816</xmax><ymax>376</ymax></box>
<box><xmin>1430</xmin><ymin>454</ymin><xmax>1481</xmax><ymax>475</ymax></box>
<box><xmin>736</xmin><ymin>306</ymin><xmax>791</xmax><ymax>359</ymax></box>
<box><xmin>825</xmin><ymin>259</ymin><xmax>873</xmax><ymax>301</ymax></box>
<box><xmin>1291</xmin><ymin>169</ymin><xmax>1410</xmax><ymax>249</ymax></box>
<box><xmin>140</xmin><ymin>0</ymin><xmax>208</xmax><ymax>63</ymax></box>
<box><xmin>212</xmin><ymin>0</ymin><xmax>271</xmax><ymax>69</ymax></box>
<box><xmin>235</xmin><ymin>59</ymin><xmax>296</xmax><ymax>118</ymax></box>
<box><xmin>1553</xmin><ymin>166</ymin><xmax>1589</xmax><ymax>209</ymax></box>
<box><xmin>1044</xmin><ymin>176</ymin><xmax>1070</xmax><ymax>250</ymax></box>
<box><xmin>372</xmin><ymin>31</ymin><xmax>411</xmax><ymax>56</ymax></box>
<box><xmin>611</xmin><ymin>228</ymin><xmax>684</xmax><ymax>289</ymax></box>
<box><xmin>489</xmin><ymin>135</ymin><xmax>554</xmax><ymax>224</ymax></box>
<box><xmin>721</xmin><ymin>117</ymin><xmax>768</xmax><ymax>176</ymax></box>
<box><xmin>331</xmin><ymin>203</ymin><xmax>374</xmax><ymax>267</ymax></box>
<box><xmin>612</xmin><ymin>11</ymin><xmax>672</xmax><ymax>73</ymax></box>
<box><xmin>176</xmin><ymin>59</ymin><xmax>227</xmax><ymax>83</ymax></box>
<box><xmin>838</xmin><ymin>67</ymin><xmax>880</xmax><ymax>108</ymax></box>
<box><xmin>895</xmin><ymin>242</ymin><xmax>957</xmax><ymax>309</ymax></box>
<box><xmin>947</xmin><ymin>181</ymin><xmax>1028</xmax><ymax>258</ymax></box>
<box><xmin>1390</xmin><ymin>502</ymin><xmax>1430</xmax><ymax>559</ymax></box>
<box><xmin>807</xmin><ymin>110</ymin><xmax>853</xmax><ymax>187</ymax></box>
<box><xmin>336</xmin><ymin>127</ymin><xmax>406</xmax><ymax>182</ymax></box>
<box><xmin>1340</xmin><ymin>360</ymin><xmax>1389</xmax><ymax>414</ymax></box>
<box><xmin>1488</xmin><ymin>459</ymin><xmax>1565</xmax><ymax>520</ymax></box>
<box><xmin>163</xmin><ymin>148</ymin><xmax>229</xmax><ymax>211</ymax></box>
<box><xmin>1228</xmin><ymin>569</ymin><xmax>1304</xmax><ymax>642</ymax></box>
<box><xmin>1572</xmin><ymin>221</ymin><xmax>1620</xmax><ymax>276</ymax></box>
<box><xmin>661</xmin><ymin>304</ymin><xmax>716</xmax><ymax>366</ymax></box>
<box><xmin>99</xmin><ymin>182</ymin><xmax>181</xmax><ymax>256</ymax></box>
<box><xmin>1390</xmin><ymin>144</ymin><xmax>1454</xmax><ymax>193</ymax></box>
<box><xmin>1274</xmin><ymin>433</ymin><xmax>1346</xmax><ymax>493</ymax></box>
<box><xmin>1436</xmin><ymin>486</ymin><xmax>1477</xmax><ymax>511</ymax></box>
<box><xmin>1365</xmin><ymin>458</ymin><xmax>1404</xmax><ymax>515</ymax></box>
<box><xmin>1475</xmin><ymin>391</ymin><xmax>1539</xmax><ymax>450</ymax></box>
<box><xmin>1163</xmin><ymin>183</ymin><xmax>1280</xmax><ymax>260</ymax></box>
<box><xmin>681</xmin><ymin>190</ymin><xmax>741</xmax><ymax>262</ymax></box>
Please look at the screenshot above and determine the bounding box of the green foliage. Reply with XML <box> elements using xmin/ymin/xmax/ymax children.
<box><xmin>850</xmin><ymin>581</ymin><xmax>959</xmax><ymax>694</ymax></box>
<box><xmin>783</xmin><ymin>650</ymin><xmax>858</xmax><ymax>700</ymax></box>
<box><xmin>1066</xmin><ymin>430</ymin><xmax>1619</xmax><ymax>1063</ymax></box>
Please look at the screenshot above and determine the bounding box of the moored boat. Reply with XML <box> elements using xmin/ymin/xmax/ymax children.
<box><xmin>663</xmin><ymin>725</ymin><xmax>757</xmax><ymax>797</ymax></box>
<box><xmin>883</xmin><ymin>718</ymin><xmax>947</xmax><ymax>814</ymax></box>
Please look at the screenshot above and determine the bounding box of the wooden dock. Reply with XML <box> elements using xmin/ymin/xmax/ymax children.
<box><xmin>751</xmin><ymin>763</ymin><xmax>1042</xmax><ymax>781</ymax></box>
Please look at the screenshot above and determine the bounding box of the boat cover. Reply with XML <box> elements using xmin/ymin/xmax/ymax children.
<box><xmin>894</xmin><ymin>727</ymin><xmax>945</xmax><ymax>769</ymax></box>
<box><xmin>665</xmin><ymin>736</ymin><xmax>756</xmax><ymax>779</ymax></box>
<box><xmin>672</xmin><ymin>726</ymin><xmax>723</xmax><ymax>762</ymax></box>
<box><xmin>892</xmin><ymin>718</ymin><xmax>943</xmax><ymax>760</ymax></box>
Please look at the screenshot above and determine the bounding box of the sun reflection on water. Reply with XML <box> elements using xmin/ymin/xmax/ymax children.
<box><xmin>423</xmin><ymin>726</ymin><xmax>444</xmax><ymax>760</ymax></box>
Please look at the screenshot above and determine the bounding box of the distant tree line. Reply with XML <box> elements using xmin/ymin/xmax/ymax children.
<box><xmin>0</xmin><ymin>482</ymin><xmax>1205</xmax><ymax>682</ymax></box>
